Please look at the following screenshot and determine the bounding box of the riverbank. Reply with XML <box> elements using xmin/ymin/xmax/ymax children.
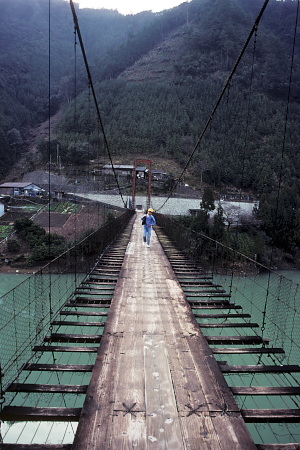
<box><xmin>0</xmin><ymin>264</ymin><xmax>39</xmax><ymax>274</ymax></box>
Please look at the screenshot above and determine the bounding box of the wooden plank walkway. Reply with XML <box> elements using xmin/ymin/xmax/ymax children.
<box><xmin>73</xmin><ymin>215</ymin><xmax>257</xmax><ymax>449</ymax></box>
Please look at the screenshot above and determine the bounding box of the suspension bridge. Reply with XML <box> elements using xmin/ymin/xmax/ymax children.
<box><xmin>0</xmin><ymin>210</ymin><xmax>299</xmax><ymax>448</ymax></box>
<box><xmin>0</xmin><ymin>0</ymin><xmax>300</xmax><ymax>447</ymax></box>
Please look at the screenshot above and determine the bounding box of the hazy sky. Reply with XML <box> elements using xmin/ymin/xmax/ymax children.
<box><xmin>77</xmin><ymin>0</ymin><xmax>187</xmax><ymax>15</ymax></box>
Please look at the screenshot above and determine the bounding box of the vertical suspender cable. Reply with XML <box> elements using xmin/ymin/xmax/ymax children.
<box><xmin>48</xmin><ymin>0</ymin><xmax>53</xmax><ymax>319</ymax></box>
<box><xmin>73</xmin><ymin>26</ymin><xmax>78</xmax><ymax>286</ymax></box>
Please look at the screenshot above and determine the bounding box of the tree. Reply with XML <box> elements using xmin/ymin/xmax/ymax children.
<box><xmin>191</xmin><ymin>210</ymin><xmax>210</xmax><ymax>235</ymax></box>
<box><xmin>211</xmin><ymin>204</ymin><xmax>225</xmax><ymax>241</ymax></box>
<box><xmin>7</xmin><ymin>239</ymin><xmax>21</xmax><ymax>253</ymax></box>
<box><xmin>257</xmin><ymin>186</ymin><xmax>300</xmax><ymax>253</ymax></box>
<box><xmin>14</xmin><ymin>217</ymin><xmax>67</xmax><ymax>261</ymax></box>
<box><xmin>200</xmin><ymin>187</ymin><xmax>215</xmax><ymax>213</ymax></box>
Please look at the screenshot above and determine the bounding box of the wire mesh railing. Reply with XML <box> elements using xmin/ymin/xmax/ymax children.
<box><xmin>156</xmin><ymin>213</ymin><xmax>300</xmax><ymax>367</ymax></box>
<box><xmin>0</xmin><ymin>209</ymin><xmax>134</xmax><ymax>394</ymax></box>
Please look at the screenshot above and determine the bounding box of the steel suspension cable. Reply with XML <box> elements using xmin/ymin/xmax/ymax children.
<box><xmin>155</xmin><ymin>0</ymin><xmax>270</xmax><ymax>212</ymax></box>
<box><xmin>48</xmin><ymin>0</ymin><xmax>53</xmax><ymax>319</ymax></box>
<box><xmin>73</xmin><ymin>25</ymin><xmax>79</xmax><ymax>286</ymax></box>
<box><xmin>69</xmin><ymin>0</ymin><xmax>127</xmax><ymax>208</ymax></box>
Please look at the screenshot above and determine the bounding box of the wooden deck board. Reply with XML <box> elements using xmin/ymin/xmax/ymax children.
<box><xmin>72</xmin><ymin>215</ymin><xmax>257</xmax><ymax>449</ymax></box>
<box><xmin>144</xmin><ymin>334</ymin><xmax>184</xmax><ymax>448</ymax></box>
<box><xmin>109</xmin><ymin>412</ymin><xmax>147</xmax><ymax>448</ymax></box>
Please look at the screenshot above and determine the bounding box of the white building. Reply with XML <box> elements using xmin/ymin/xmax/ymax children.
<box><xmin>0</xmin><ymin>182</ymin><xmax>45</xmax><ymax>197</ymax></box>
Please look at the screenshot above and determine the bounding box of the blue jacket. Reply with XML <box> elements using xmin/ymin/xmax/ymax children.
<box><xmin>142</xmin><ymin>213</ymin><xmax>156</xmax><ymax>228</ymax></box>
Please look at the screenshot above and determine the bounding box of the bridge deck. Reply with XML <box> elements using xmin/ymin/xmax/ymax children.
<box><xmin>73</xmin><ymin>216</ymin><xmax>256</xmax><ymax>449</ymax></box>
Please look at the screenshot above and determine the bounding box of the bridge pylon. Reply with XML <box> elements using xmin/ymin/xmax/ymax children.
<box><xmin>131</xmin><ymin>159</ymin><xmax>152</xmax><ymax>210</ymax></box>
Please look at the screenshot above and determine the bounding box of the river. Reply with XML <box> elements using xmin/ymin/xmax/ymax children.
<box><xmin>1</xmin><ymin>270</ymin><xmax>299</xmax><ymax>296</ymax></box>
<box><xmin>1</xmin><ymin>270</ymin><xmax>299</xmax><ymax>445</ymax></box>
<box><xmin>0</xmin><ymin>273</ymin><xmax>30</xmax><ymax>297</ymax></box>
<box><xmin>73</xmin><ymin>192</ymin><xmax>257</xmax><ymax>219</ymax></box>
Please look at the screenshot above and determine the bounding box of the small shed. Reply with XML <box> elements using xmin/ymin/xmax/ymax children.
<box><xmin>102</xmin><ymin>165</ymin><xmax>134</xmax><ymax>177</ymax></box>
<box><xmin>136</xmin><ymin>166</ymin><xmax>147</xmax><ymax>178</ymax></box>
<box><xmin>152</xmin><ymin>170</ymin><xmax>168</xmax><ymax>181</ymax></box>
<box><xmin>0</xmin><ymin>182</ymin><xmax>45</xmax><ymax>197</ymax></box>
<box><xmin>102</xmin><ymin>164</ymin><xmax>148</xmax><ymax>179</ymax></box>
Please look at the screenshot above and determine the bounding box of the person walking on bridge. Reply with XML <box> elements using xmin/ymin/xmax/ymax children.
<box><xmin>142</xmin><ymin>208</ymin><xmax>156</xmax><ymax>247</ymax></box>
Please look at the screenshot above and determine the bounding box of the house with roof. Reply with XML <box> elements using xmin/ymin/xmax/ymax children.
<box><xmin>0</xmin><ymin>182</ymin><xmax>45</xmax><ymax>197</ymax></box>
<box><xmin>102</xmin><ymin>165</ymin><xmax>147</xmax><ymax>178</ymax></box>
<box><xmin>152</xmin><ymin>170</ymin><xmax>168</xmax><ymax>181</ymax></box>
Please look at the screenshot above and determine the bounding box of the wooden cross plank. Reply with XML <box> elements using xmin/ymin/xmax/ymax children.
<box><xmin>51</xmin><ymin>320</ymin><xmax>105</xmax><ymax>327</ymax></box>
<box><xmin>33</xmin><ymin>345</ymin><xmax>98</xmax><ymax>352</ymax></box>
<box><xmin>199</xmin><ymin>322</ymin><xmax>259</xmax><ymax>328</ymax></box>
<box><xmin>60</xmin><ymin>311</ymin><xmax>108</xmax><ymax>316</ymax></box>
<box><xmin>24</xmin><ymin>363</ymin><xmax>93</xmax><ymax>371</ymax></box>
<box><xmin>0</xmin><ymin>445</ymin><xmax>72</xmax><ymax>449</ymax></box>
<box><xmin>231</xmin><ymin>386</ymin><xmax>300</xmax><ymax>395</ymax></box>
<box><xmin>7</xmin><ymin>383</ymin><xmax>88</xmax><ymax>393</ymax></box>
<box><xmin>194</xmin><ymin>313</ymin><xmax>251</xmax><ymax>318</ymax></box>
<box><xmin>212</xmin><ymin>347</ymin><xmax>284</xmax><ymax>354</ymax></box>
<box><xmin>242</xmin><ymin>409</ymin><xmax>300</xmax><ymax>423</ymax></box>
<box><xmin>207</xmin><ymin>336</ymin><xmax>268</xmax><ymax>345</ymax></box>
<box><xmin>191</xmin><ymin>304</ymin><xmax>242</xmax><ymax>309</ymax></box>
<box><xmin>220</xmin><ymin>364</ymin><xmax>300</xmax><ymax>373</ymax></box>
<box><xmin>44</xmin><ymin>334</ymin><xmax>102</xmax><ymax>343</ymax></box>
<box><xmin>0</xmin><ymin>406</ymin><xmax>81</xmax><ymax>421</ymax></box>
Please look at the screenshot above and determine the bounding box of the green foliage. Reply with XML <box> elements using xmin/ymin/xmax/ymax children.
<box><xmin>174</xmin><ymin>210</ymin><xmax>262</xmax><ymax>262</ymax></box>
<box><xmin>30</xmin><ymin>233</ymin><xmax>67</xmax><ymax>261</ymax></box>
<box><xmin>191</xmin><ymin>210</ymin><xmax>210</xmax><ymax>235</ymax></box>
<box><xmin>231</xmin><ymin>232</ymin><xmax>256</xmax><ymax>259</ymax></box>
<box><xmin>14</xmin><ymin>217</ymin><xmax>67</xmax><ymax>261</ymax></box>
<box><xmin>200</xmin><ymin>187</ymin><xmax>215</xmax><ymax>212</ymax></box>
<box><xmin>106</xmin><ymin>211</ymin><xmax>116</xmax><ymax>223</ymax></box>
<box><xmin>48</xmin><ymin>201</ymin><xmax>81</xmax><ymax>214</ymax></box>
<box><xmin>0</xmin><ymin>225</ymin><xmax>13</xmax><ymax>239</ymax></box>
<box><xmin>257</xmin><ymin>185</ymin><xmax>300</xmax><ymax>253</ymax></box>
<box><xmin>78</xmin><ymin>228</ymin><xmax>97</xmax><ymax>241</ymax></box>
<box><xmin>211</xmin><ymin>204</ymin><xmax>225</xmax><ymax>241</ymax></box>
<box><xmin>15</xmin><ymin>218</ymin><xmax>46</xmax><ymax>247</ymax></box>
<box><xmin>6</xmin><ymin>239</ymin><xmax>21</xmax><ymax>253</ymax></box>
<box><xmin>14</xmin><ymin>217</ymin><xmax>35</xmax><ymax>234</ymax></box>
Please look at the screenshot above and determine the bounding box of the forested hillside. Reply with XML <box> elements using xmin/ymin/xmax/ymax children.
<box><xmin>0</xmin><ymin>0</ymin><xmax>158</xmax><ymax>174</ymax></box>
<box><xmin>56</xmin><ymin>0</ymin><xmax>300</xmax><ymax>194</ymax></box>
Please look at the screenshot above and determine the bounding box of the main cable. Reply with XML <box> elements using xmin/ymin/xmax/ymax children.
<box><xmin>69</xmin><ymin>0</ymin><xmax>127</xmax><ymax>208</ymax></box>
<box><xmin>155</xmin><ymin>0</ymin><xmax>270</xmax><ymax>212</ymax></box>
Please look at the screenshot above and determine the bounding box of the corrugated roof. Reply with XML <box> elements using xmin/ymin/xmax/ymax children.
<box><xmin>102</xmin><ymin>164</ymin><xmax>134</xmax><ymax>170</ymax></box>
<box><xmin>102</xmin><ymin>165</ymin><xmax>147</xmax><ymax>171</ymax></box>
<box><xmin>0</xmin><ymin>182</ymin><xmax>44</xmax><ymax>189</ymax></box>
<box><xmin>0</xmin><ymin>182</ymin><xmax>33</xmax><ymax>188</ymax></box>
